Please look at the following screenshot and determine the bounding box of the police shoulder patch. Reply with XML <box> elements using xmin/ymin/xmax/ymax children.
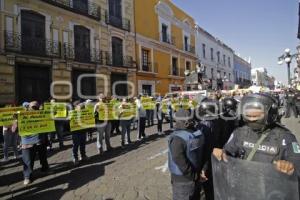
<box><xmin>292</xmin><ymin>142</ymin><xmax>300</xmax><ymax>154</ymax></box>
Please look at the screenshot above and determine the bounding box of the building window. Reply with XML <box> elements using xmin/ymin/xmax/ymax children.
<box><xmin>186</xmin><ymin>61</ymin><xmax>191</xmax><ymax>71</ymax></box>
<box><xmin>109</xmin><ymin>0</ymin><xmax>122</xmax><ymax>26</ymax></box>
<box><xmin>172</xmin><ymin>57</ymin><xmax>178</xmax><ymax>76</ymax></box>
<box><xmin>142</xmin><ymin>49</ymin><xmax>150</xmax><ymax>71</ymax></box>
<box><xmin>162</xmin><ymin>24</ymin><xmax>168</xmax><ymax>43</ymax></box>
<box><xmin>229</xmin><ymin>73</ymin><xmax>231</xmax><ymax>81</ymax></box>
<box><xmin>211</xmin><ymin>68</ymin><xmax>214</xmax><ymax>79</ymax></box>
<box><xmin>203</xmin><ymin>66</ymin><xmax>206</xmax><ymax>75</ymax></box>
<box><xmin>228</xmin><ymin>57</ymin><xmax>231</xmax><ymax>67</ymax></box>
<box><xmin>217</xmin><ymin>51</ymin><xmax>220</xmax><ymax>63</ymax></box>
<box><xmin>184</xmin><ymin>36</ymin><xmax>189</xmax><ymax>51</ymax></box>
<box><xmin>74</xmin><ymin>0</ymin><xmax>88</xmax><ymax>13</ymax></box>
<box><xmin>223</xmin><ymin>54</ymin><xmax>226</xmax><ymax>65</ymax></box>
<box><xmin>224</xmin><ymin>72</ymin><xmax>226</xmax><ymax>78</ymax></box>
<box><xmin>202</xmin><ymin>44</ymin><xmax>206</xmax><ymax>59</ymax></box>
<box><xmin>74</xmin><ymin>25</ymin><xmax>91</xmax><ymax>62</ymax></box>
<box><xmin>112</xmin><ymin>36</ymin><xmax>123</xmax><ymax>66</ymax></box>
<box><xmin>210</xmin><ymin>48</ymin><xmax>214</xmax><ymax>61</ymax></box>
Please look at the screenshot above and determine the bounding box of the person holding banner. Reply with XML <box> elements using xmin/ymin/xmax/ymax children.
<box><xmin>136</xmin><ymin>95</ymin><xmax>147</xmax><ymax>140</ymax></box>
<box><xmin>21</xmin><ymin>101</ymin><xmax>49</xmax><ymax>185</ymax></box>
<box><xmin>70</xmin><ymin>101</ymin><xmax>88</xmax><ymax>165</ymax></box>
<box><xmin>119</xmin><ymin>98</ymin><xmax>134</xmax><ymax>147</ymax></box>
<box><xmin>156</xmin><ymin>101</ymin><xmax>164</xmax><ymax>135</ymax></box>
<box><xmin>2</xmin><ymin>113</ymin><xmax>19</xmax><ymax>162</ymax></box>
<box><xmin>110</xmin><ymin>96</ymin><xmax>121</xmax><ymax>136</ymax></box>
<box><xmin>213</xmin><ymin>93</ymin><xmax>300</xmax><ymax>195</ymax></box>
<box><xmin>94</xmin><ymin>94</ymin><xmax>113</xmax><ymax>154</ymax></box>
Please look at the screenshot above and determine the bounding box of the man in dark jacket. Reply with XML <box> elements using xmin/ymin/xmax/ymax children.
<box><xmin>168</xmin><ymin>110</ymin><xmax>205</xmax><ymax>200</ymax></box>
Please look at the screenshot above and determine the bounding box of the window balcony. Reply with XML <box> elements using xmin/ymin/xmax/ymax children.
<box><xmin>184</xmin><ymin>44</ymin><xmax>195</xmax><ymax>54</ymax></box>
<box><xmin>105</xmin><ymin>11</ymin><xmax>130</xmax><ymax>32</ymax></box>
<box><xmin>4</xmin><ymin>31</ymin><xmax>61</xmax><ymax>58</ymax></box>
<box><xmin>104</xmin><ymin>52</ymin><xmax>134</xmax><ymax>68</ymax></box>
<box><xmin>63</xmin><ymin>43</ymin><xmax>104</xmax><ymax>64</ymax></box>
<box><xmin>41</xmin><ymin>0</ymin><xmax>101</xmax><ymax>20</ymax></box>
<box><xmin>159</xmin><ymin>32</ymin><xmax>176</xmax><ymax>45</ymax></box>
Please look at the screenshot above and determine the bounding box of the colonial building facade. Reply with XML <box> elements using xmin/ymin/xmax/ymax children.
<box><xmin>134</xmin><ymin>0</ymin><xmax>198</xmax><ymax>95</ymax></box>
<box><xmin>0</xmin><ymin>0</ymin><xmax>136</xmax><ymax>104</ymax></box>
<box><xmin>195</xmin><ymin>26</ymin><xmax>234</xmax><ymax>90</ymax></box>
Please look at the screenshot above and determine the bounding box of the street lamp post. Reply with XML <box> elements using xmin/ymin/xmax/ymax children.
<box><xmin>278</xmin><ymin>48</ymin><xmax>298</xmax><ymax>85</ymax></box>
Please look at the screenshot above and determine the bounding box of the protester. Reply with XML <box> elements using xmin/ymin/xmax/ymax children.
<box><xmin>94</xmin><ymin>94</ymin><xmax>113</xmax><ymax>154</ymax></box>
<box><xmin>119</xmin><ymin>98</ymin><xmax>134</xmax><ymax>147</ymax></box>
<box><xmin>156</xmin><ymin>100</ymin><xmax>164</xmax><ymax>135</ymax></box>
<box><xmin>71</xmin><ymin>101</ymin><xmax>88</xmax><ymax>165</ymax></box>
<box><xmin>2</xmin><ymin>113</ymin><xmax>19</xmax><ymax>162</ymax></box>
<box><xmin>136</xmin><ymin>95</ymin><xmax>147</xmax><ymax>140</ymax></box>
<box><xmin>110</xmin><ymin>96</ymin><xmax>121</xmax><ymax>136</ymax></box>
<box><xmin>21</xmin><ymin>101</ymin><xmax>49</xmax><ymax>185</ymax></box>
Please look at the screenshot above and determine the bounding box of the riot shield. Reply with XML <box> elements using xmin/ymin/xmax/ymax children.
<box><xmin>212</xmin><ymin>155</ymin><xmax>299</xmax><ymax>200</ymax></box>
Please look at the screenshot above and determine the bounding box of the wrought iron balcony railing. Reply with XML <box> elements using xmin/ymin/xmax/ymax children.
<box><xmin>41</xmin><ymin>0</ymin><xmax>101</xmax><ymax>20</ymax></box>
<box><xmin>140</xmin><ymin>62</ymin><xmax>152</xmax><ymax>72</ymax></box>
<box><xmin>105</xmin><ymin>52</ymin><xmax>134</xmax><ymax>68</ymax></box>
<box><xmin>63</xmin><ymin>43</ymin><xmax>105</xmax><ymax>64</ymax></box>
<box><xmin>105</xmin><ymin>11</ymin><xmax>130</xmax><ymax>32</ymax></box>
<box><xmin>159</xmin><ymin>32</ymin><xmax>176</xmax><ymax>45</ymax></box>
<box><xmin>184</xmin><ymin>44</ymin><xmax>195</xmax><ymax>54</ymax></box>
<box><xmin>169</xmin><ymin>66</ymin><xmax>179</xmax><ymax>76</ymax></box>
<box><xmin>4</xmin><ymin>31</ymin><xmax>61</xmax><ymax>58</ymax></box>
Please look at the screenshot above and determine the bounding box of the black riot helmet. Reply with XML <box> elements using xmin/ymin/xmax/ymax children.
<box><xmin>222</xmin><ymin>97</ymin><xmax>238</xmax><ymax>116</ymax></box>
<box><xmin>197</xmin><ymin>98</ymin><xmax>219</xmax><ymax>120</ymax></box>
<box><xmin>241</xmin><ymin>93</ymin><xmax>278</xmax><ymax>131</ymax></box>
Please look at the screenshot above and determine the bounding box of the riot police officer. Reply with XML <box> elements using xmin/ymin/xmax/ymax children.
<box><xmin>220</xmin><ymin>97</ymin><xmax>239</xmax><ymax>147</ymax></box>
<box><xmin>213</xmin><ymin>93</ymin><xmax>300</xmax><ymax>192</ymax></box>
<box><xmin>168</xmin><ymin>117</ymin><xmax>205</xmax><ymax>200</ymax></box>
<box><xmin>196</xmin><ymin>98</ymin><xmax>223</xmax><ymax>200</ymax></box>
<box><xmin>285</xmin><ymin>89</ymin><xmax>298</xmax><ymax>118</ymax></box>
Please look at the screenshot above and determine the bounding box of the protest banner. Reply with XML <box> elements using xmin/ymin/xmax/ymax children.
<box><xmin>69</xmin><ymin>109</ymin><xmax>95</xmax><ymax>132</ymax></box>
<box><xmin>141</xmin><ymin>97</ymin><xmax>155</xmax><ymax>110</ymax></box>
<box><xmin>161</xmin><ymin>101</ymin><xmax>169</xmax><ymax>114</ymax></box>
<box><xmin>212</xmin><ymin>156</ymin><xmax>299</xmax><ymax>200</ymax></box>
<box><xmin>119</xmin><ymin>103</ymin><xmax>137</xmax><ymax>120</ymax></box>
<box><xmin>98</xmin><ymin>103</ymin><xmax>119</xmax><ymax>121</ymax></box>
<box><xmin>44</xmin><ymin>103</ymin><xmax>67</xmax><ymax>118</ymax></box>
<box><xmin>18</xmin><ymin>110</ymin><xmax>55</xmax><ymax>136</ymax></box>
<box><xmin>0</xmin><ymin>107</ymin><xmax>24</xmax><ymax>126</ymax></box>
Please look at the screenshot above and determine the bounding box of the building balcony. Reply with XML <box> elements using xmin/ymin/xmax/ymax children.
<box><xmin>184</xmin><ymin>44</ymin><xmax>195</xmax><ymax>54</ymax></box>
<box><xmin>138</xmin><ymin>62</ymin><xmax>158</xmax><ymax>73</ymax></box>
<box><xmin>41</xmin><ymin>0</ymin><xmax>101</xmax><ymax>20</ymax></box>
<box><xmin>4</xmin><ymin>31</ymin><xmax>61</xmax><ymax>58</ymax></box>
<box><xmin>104</xmin><ymin>52</ymin><xmax>134</xmax><ymax>68</ymax></box>
<box><xmin>159</xmin><ymin>33</ymin><xmax>176</xmax><ymax>45</ymax></box>
<box><xmin>105</xmin><ymin>11</ymin><xmax>130</xmax><ymax>32</ymax></box>
<box><xmin>63</xmin><ymin>43</ymin><xmax>104</xmax><ymax>64</ymax></box>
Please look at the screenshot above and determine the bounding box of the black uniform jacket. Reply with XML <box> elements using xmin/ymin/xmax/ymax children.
<box><xmin>224</xmin><ymin>124</ymin><xmax>300</xmax><ymax>178</ymax></box>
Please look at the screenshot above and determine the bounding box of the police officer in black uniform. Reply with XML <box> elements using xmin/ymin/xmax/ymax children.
<box><xmin>220</xmin><ymin>97</ymin><xmax>239</xmax><ymax>148</ymax></box>
<box><xmin>196</xmin><ymin>98</ymin><xmax>222</xmax><ymax>200</ymax></box>
<box><xmin>213</xmin><ymin>93</ymin><xmax>300</xmax><ymax>193</ymax></box>
<box><xmin>285</xmin><ymin>89</ymin><xmax>298</xmax><ymax>118</ymax></box>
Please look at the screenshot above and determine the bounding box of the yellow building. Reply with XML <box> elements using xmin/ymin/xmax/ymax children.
<box><xmin>0</xmin><ymin>0</ymin><xmax>136</xmax><ymax>105</ymax></box>
<box><xmin>134</xmin><ymin>0</ymin><xmax>198</xmax><ymax>96</ymax></box>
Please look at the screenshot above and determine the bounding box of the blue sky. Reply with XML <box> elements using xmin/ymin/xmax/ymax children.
<box><xmin>172</xmin><ymin>0</ymin><xmax>299</xmax><ymax>84</ymax></box>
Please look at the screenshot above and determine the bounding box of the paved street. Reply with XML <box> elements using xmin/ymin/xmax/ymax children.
<box><xmin>0</xmin><ymin>118</ymin><xmax>299</xmax><ymax>200</ymax></box>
